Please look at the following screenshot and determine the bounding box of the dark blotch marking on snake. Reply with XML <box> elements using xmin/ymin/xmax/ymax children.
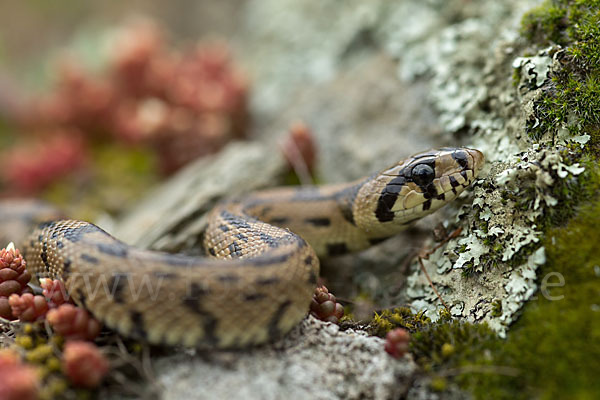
<box><xmin>63</xmin><ymin>258</ymin><xmax>72</xmax><ymax>274</ymax></box>
<box><xmin>304</xmin><ymin>217</ymin><xmax>331</xmax><ymax>227</ymax></box>
<box><xmin>76</xmin><ymin>289</ymin><xmax>87</xmax><ymax>309</ymax></box>
<box><xmin>36</xmin><ymin>221</ymin><xmax>57</xmax><ymax>231</ymax></box>
<box><xmin>228</xmin><ymin>242</ymin><xmax>242</xmax><ymax>257</ymax></box>
<box><xmin>153</xmin><ymin>271</ymin><xmax>178</xmax><ymax>279</ymax></box>
<box><xmin>200</xmin><ymin>314</ymin><xmax>219</xmax><ymax>346</ymax></box>
<box><xmin>244</xmin><ymin>293</ymin><xmax>267</xmax><ymax>301</ymax></box>
<box><xmin>327</xmin><ymin>243</ymin><xmax>349</xmax><ymax>256</ymax></box>
<box><xmin>108</xmin><ymin>273</ymin><xmax>129</xmax><ymax>304</ymax></box>
<box><xmin>452</xmin><ymin>150</ymin><xmax>469</xmax><ymax>169</ymax></box>
<box><xmin>449</xmin><ymin>176</ymin><xmax>461</xmax><ymax>188</ymax></box>
<box><xmin>97</xmin><ymin>242</ymin><xmax>128</xmax><ymax>258</ymax></box>
<box><xmin>184</xmin><ymin>282</ymin><xmax>210</xmax><ymax>302</ymax></box>
<box><xmin>335</xmin><ymin>182</ymin><xmax>363</xmax><ymax>226</ymax></box>
<box><xmin>249</xmin><ymin>251</ymin><xmax>294</xmax><ymax>267</ymax></box>
<box><xmin>219</xmin><ymin>225</ymin><xmax>230</xmax><ymax>232</ymax></box>
<box><xmin>259</xmin><ymin>232</ymin><xmax>280</xmax><ymax>248</ymax></box>
<box><xmin>268</xmin><ymin>300</ymin><xmax>292</xmax><ymax>341</ymax></box>
<box><xmin>56</xmin><ymin>241</ymin><xmax>64</xmax><ymax>249</ymax></box>
<box><xmin>160</xmin><ymin>253</ymin><xmax>198</xmax><ymax>267</ymax></box>
<box><xmin>255</xmin><ymin>277</ymin><xmax>280</xmax><ymax>286</ymax></box>
<box><xmin>80</xmin><ymin>254</ymin><xmax>99</xmax><ymax>264</ymax></box>
<box><xmin>40</xmin><ymin>242</ymin><xmax>50</xmax><ymax>272</ymax></box>
<box><xmin>220</xmin><ymin>210</ymin><xmax>252</xmax><ymax>230</ymax></box>
<box><xmin>259</xmin><ymin>206</ymin><xmax>272</xmax><ymax>215</ymax></box>
<box><xmin>461</xmin><ymin>170</ymin><xmax>469</xmax><ymax>181</ymax></box>
<box><xmin>296</xmin><ymin>237</ymin><xmax>308</xmax><ymax>249</ymax></box>
<box><xmin>422</xmin><ymin>199</ymin><xmax>432</xmax><ymax>211</ymax></box>
<box><xmin>129</xmin><ymin>311</ymin><xmax>148</xmax><ymax>340</ymax></box>
<box><xmin>63</xmin><ymin>223</ymin><xmax>104</xmax><ymax>243</ymax></box>
<box><xmin>308</xmin><ymin>270</ymin><xmax>317</xmax><ymax>285</ymax></box>
<box><xmin>218</xmin><ymin>274</ymin><xmax>239</xmax><ymax>283</ymax></box>
<box><xmin>50</xmin><ymin>227</ymin><xmax>60</xmax><ymax>239</ymax></box>
<box><xmin>235</xmin><ymin>233</ymin><xmax>248</xmax><ymax>242</ymax></box>
<box><xmin>375</xmin><ymin>175</ymin><xmax>406</xmax><ymax>222</ymax></box>
<box><xmin>182</xmin><ymin>284</ymin><xmax>218</xmax><ymax>345</ymax></box>
<box><xmin>304</xmin><ymin>255</ymin><xmax>313</xmax><ymax>265</ymax></box>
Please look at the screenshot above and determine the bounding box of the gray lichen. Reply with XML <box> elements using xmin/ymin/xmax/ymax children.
<box><xmin>400</xmin><ymin>3</ymin><xmax>590</xmax><ymax>336</ymax></box>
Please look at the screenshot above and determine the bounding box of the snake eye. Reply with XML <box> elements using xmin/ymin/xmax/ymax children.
<box><xmin>411</xmin><ymin>164</ymin><xmax>435</xmax><ymax>187</ymax></box>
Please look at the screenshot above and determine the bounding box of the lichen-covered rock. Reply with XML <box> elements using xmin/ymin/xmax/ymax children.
<box><xmin>155</xmin><ymin>317</ymin><xmax>416</xmax><ymax>400</ymax></box>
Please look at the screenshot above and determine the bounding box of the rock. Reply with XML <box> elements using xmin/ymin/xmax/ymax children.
<box><xmin>156</xmin><ymin>317</ymin><xmax>416</xmax><ymax>400</ymax></box>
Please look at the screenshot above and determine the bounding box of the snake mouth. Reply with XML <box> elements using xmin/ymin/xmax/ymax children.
<box><xmin>467</xmin><ymin>148</ymin><xmax>485</xmax><ymax>175</ymax></box>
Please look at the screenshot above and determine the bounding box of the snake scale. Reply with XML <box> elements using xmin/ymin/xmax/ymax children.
<box><xmin>0</xmin><ymin>147</ymin><xmax>483</xmax><ymax>348</ymax></box>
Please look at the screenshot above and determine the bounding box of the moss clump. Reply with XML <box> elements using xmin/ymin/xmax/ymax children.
<box><xmin>520</xmin><ymin>1</ymin><xmax>600</xmax><ymax>144</ymax></box>
<box><xmin>410</xmin><ymin>319</ymin><xmax>501</xmax><ymax>372</ymax></box>
<box><xmin>369</xmin><ymin>307</ymin><xmax>431</xmax><ymax>337</ymax></box>
<box><xmin>521</xmin><ymin>3</ymin><xmax>568</xmax><ymax>44</ymax></box>
<box><xmin>495</xmin><ymin>198</ymin><xmax>600</xmax><ymax>398</ymax></box>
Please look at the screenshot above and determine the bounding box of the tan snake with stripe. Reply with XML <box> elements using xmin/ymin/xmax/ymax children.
<box><xmin>0</xmin><ymin>147</ymin><xmax>483</xmax><ymax>348</ymax></box>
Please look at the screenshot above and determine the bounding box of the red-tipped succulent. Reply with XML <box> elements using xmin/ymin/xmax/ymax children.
<box><xmin>1</xmin><ymin>132</ymin><xmax>87</xmax><ymax>195</ymax></box>
<box><xmin>0</xmin><ymin>243</ymin><xmax>32</xmax><ymax>320</ymax></box>
<box><xmin>40</xmin><ymin>278</ymin><xmax>70</xmax><ymax>307</ymax></box>
<box><xmin>310</xmin><ymin>286</ymin><xmax>344</xmax><ymax>324</ymax></box>
<box><xmin>8</xmin><ymin>293</ymin><xmax>49</xmax><ymax>322</ymax></box>
<box><xmin>46</xmin><ymin>304</ymin><xmax>101</xmax><ymax>341</ymax></box>
<box><xmin>384</xmin><ymin>328</ymin><xmax>411</xmax><ymax>359</ymax></box>
<box><xmin>0</xmin><ymin>350</ymin><xmax>40</xmax><ymax>400</ymax></box>
<box><xmin>62</xmin><ymin>341</ymin><xmax>109</xmax><ymax>388</ymax></box>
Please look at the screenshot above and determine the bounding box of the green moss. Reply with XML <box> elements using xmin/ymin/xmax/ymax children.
<box><xmin>491</xmin><ymin>300</ymin><xmax>502</xmax><ymax>317</ymax></box>
<box><xmin>519</xmin><ymin>198</ymin><xmax>599</xmax><ymax>388</ymax></box>
<box><xmin>495</xmin><ymin>197</ymin><xmax>600</xmax><ymax>398</ymax></box>
<box><xmin>521</xmin><ymin>3</ymin><xmax>567</xmax><ymax>44</ymax></box>
<box><xmin>521</xmin><ymin>1</ymin><xmax>600</xmax><ymax>145</ymax></box>
<box><xmin>369</xmin><ymin>307</ymin><xmax>431</xmax><ymax>337</ymax></box>
<box><xmin>411</xmin><ymin>319</ymin><xmax>501</xmax><ymax>371</ymax></box>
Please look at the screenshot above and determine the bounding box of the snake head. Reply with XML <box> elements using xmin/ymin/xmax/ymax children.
<box><xmin>355</xmin><ymin>147</ymin><xmax>484</xmax><ymax>234</ymax></box>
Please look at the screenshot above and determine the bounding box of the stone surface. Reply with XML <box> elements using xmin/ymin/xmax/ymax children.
<box><xmin>156</xmin><ymin>317</ymin><xmax>416</xmax><ymax>400</ymax></box>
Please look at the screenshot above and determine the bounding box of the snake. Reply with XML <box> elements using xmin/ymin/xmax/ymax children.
<box><xmin>0</xmin><ymin>147</ymin><xmax>483</xmax><ymax>348</ymax></box>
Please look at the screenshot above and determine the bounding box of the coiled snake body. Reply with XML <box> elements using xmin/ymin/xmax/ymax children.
<box><xmin>0</xmin><ymin>148</ymin><xmax>483</xmax><ymax>348</ymax></box>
